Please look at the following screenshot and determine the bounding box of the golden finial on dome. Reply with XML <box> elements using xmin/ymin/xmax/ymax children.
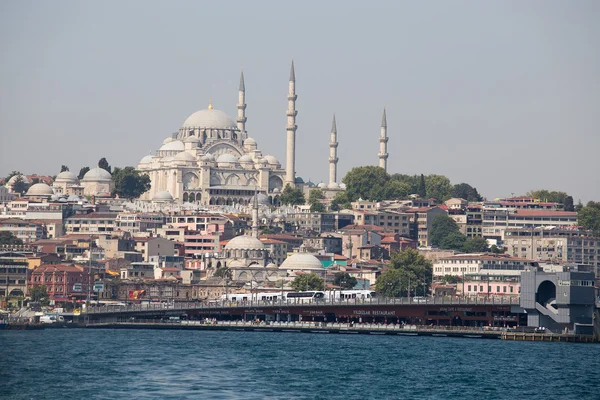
<box><xmin>208</xmin><ymin>99</ymin><xmax>213</xmax><ymax>110</ymax></box>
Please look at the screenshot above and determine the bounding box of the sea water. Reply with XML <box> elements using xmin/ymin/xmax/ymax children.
<box><xmin>1</xmin><ymin>329</ymin><xmax>598</xmax><ymax>399</ymax></box>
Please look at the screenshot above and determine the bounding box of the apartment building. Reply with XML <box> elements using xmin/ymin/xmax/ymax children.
<box><xmin>65</xmin><ymin>212</ymin><xmax>118</xmax><ymax>234</ymax></box>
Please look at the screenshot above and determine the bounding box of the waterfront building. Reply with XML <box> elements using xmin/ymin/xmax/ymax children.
<box><xmin>0</xmin><ymin>252</ymin><xmax>28</xmax><ymax>307</ymax></box>
<box><xmin>432</xmin><ymin>253</ymin><xmax>539</xmax><ymax>278</ymax></box>
<box><xmin>28</xmin><ymin>263</ymin><xmax>91</xmax><ymax>302</ymax></box>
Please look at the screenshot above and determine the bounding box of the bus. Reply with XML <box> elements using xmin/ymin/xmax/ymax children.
<box><xmin>328</xmin><ymin>290</ymin><xmax>377</xmax><ymax>301</ymax></box>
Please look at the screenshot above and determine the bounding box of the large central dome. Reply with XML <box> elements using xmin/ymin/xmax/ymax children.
<box><xmin>182</xmin><ymin>104</ymin><xmax>238</xmax><ymax>130</ymax></box>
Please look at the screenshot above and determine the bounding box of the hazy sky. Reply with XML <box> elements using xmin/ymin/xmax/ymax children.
<box><xmin>1</xmin><ymin>1</ymin><xmax>599</xmax><ymax>202</ymax></box>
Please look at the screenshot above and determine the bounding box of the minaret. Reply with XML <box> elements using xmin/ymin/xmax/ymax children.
<box><xmin>378</xmin><ymin>108</ymin><xmax>389</xmax><ymax>172</ymax></box>
<box><xmin>285</xmin><ymin>60</ymin><xmax>297</xmax><ymax>188</ymax></box>
<box><xmin>251</xmin><ymin>189</ymin><xmax>259</xmax><ymax>238</ymax></box>
<box><xmin>237</xmin><ymin>69</ymin><xmax>247</xmax><ymax>142</ymax></box>
<box><xmin>329</xmin><ymin>114</ymin><xmax>338</xmax><ymax>186</ymax></box>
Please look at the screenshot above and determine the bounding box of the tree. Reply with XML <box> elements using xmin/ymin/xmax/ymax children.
<box><xmin>291</xmin><ymin>273</ymin><xmax>325</xmax><ymax>291</ymax></box>
<box><xmin>29</xmin><ymin>285</ymin><xmax>48</xmax><ymax>302</ymax></box>
<box><xmin>429</xmin><ymin>215</ymin><xmax>462</xmax><ymax>248</ymax></box>
<box><xmin>380</xmin><ymin>180</ymin><xmax>411</xmax><ymax>200</ymax></box>
<box><xmin>112</xmin><ymin>167</ymin><xmax>151</xmax><ymax>200</ymax></box>
<box><xmin>60</xmin><ymin>165</ymin><xmax>69</xmax><ymax>172</ymax></box>
<box><xmin>376</xmin><ymin>248</ymin><xmax>433</xmax><ymax>297</ymax></box>
<box><xmin>452</xmin><ymin>183</ymin><xmax>483</xmax><ymax>202</ymax></box>
<box><xmin>310</xmin><ymin>202</ymin><xmax>326</xmax><ymax>212</ymax></box>
<box><xmin>308</xmin><ymin>189</ymin><xmax>326</xmax><ymax>212</ymax></box>
<box><xmin>578</xmin><ymin>202</ymin><xmax>600</xmax><ymax>236</ymax></box>
<box><xmin>11</xmin><ymin>175</ymin><xmax>29</xmax><ymax>195</ymax></box>
<box><xmin>333</xmin><ymin>272</ymin><xmax>357</xmax><ymax>289</ymax></box>
<box><xmin>4</xmin><ymin>170</ymin><xmax>21</xmax><ymax>183</ymax></box>
<box><xmin>564</xmin><ymin>196</ymin><xmax>574</xmax><ymax>212</ymax></box>
<box><xmin>441</xmin><ymin>275</ymin><xmax>461</xmax><ymax>284</ymax></box>
<box><xmin>418</xmin><ymin>174</ymin><xmax>426</xmax><ymax>198</ymax></box>
<box><xmin>425</xmin><ymin>174</ymin><xmax>454</xmax><ymax>202</ymax></box>
<box><xmin>526</xmin><ymin>190</ymin><xmax>569</xmax><ymax>204</ymax></box>
<box><xmin>342</xmin><ymin>166</ymin><xmax>389</xmax><ymax>201</ymax></box>
<box><xmin>462</xmin><ymin>237</ymin><xmax>489</xmax><ymax>253</ymax></box>
<box><xmin>0</xmin><ymin>231</ymin><xmax>23</xmax><ymax>245</ymax></box>
<box><xmin>490</xmin><ymin>244</ymin><xmax>505</xmax><ymax>254</ymax></box>
<box><xmin>98</xmin><ymin>157</ymin><xmax>112</xmax><ymax>174</ymax></box>
<box><xmin>78</xmin><ymin>167</ymin><xmax>90</xmax><ymax>180</ymax></box>
<box><xmin>330</xmin><ymin>191</ymin><xmax>351</xmax><ymax>211</ymax></box>
<box><xmin>279</xmin><ymin>184</ymin><xmax>305</xmax><ymax>206</ymax></box>
<box><xmin>575</xmin><ymin>200</ymin><xmax>584</xmax><ymax>212</ymax></box>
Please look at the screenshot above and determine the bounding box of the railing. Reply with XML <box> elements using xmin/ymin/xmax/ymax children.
<box><xmin>84</xmin><ymin>296</ymin><xmax>521</xmax><ymax>315</ymax></box>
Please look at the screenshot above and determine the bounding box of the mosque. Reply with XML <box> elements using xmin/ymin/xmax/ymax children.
<box><xmin>136</xmin><ymin>61</ymin><xmax>390</xmax><ymax>205</ymax></box>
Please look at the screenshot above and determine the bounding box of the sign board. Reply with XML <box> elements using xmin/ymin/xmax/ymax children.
<box><xmin>72</xmin><ymin>283</ymin><xmax>82</xmax><ymax>292</ymax></box>
<box><xmin>93</xmin><ymin>283</ymin><xmax>104</xmax><ymax>293</ymax></box>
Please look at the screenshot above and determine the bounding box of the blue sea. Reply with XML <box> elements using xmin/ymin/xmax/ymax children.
<box><xmin>0</xmin><ymin>329</ymin><xmax>598</xmax><ymax>399</ymax></box>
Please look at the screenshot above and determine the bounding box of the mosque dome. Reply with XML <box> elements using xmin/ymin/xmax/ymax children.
<box><xmin>250</xmin><ymin>193</ymin><xmax>270</xmax><ymax>206</ymax></box>
<box><xmin>216</xmin><ymin>153</ymin><xmax>238</xmax><ymax>164</ymax></box>
<box><xmin>273</xmin><ymin>188</ymin><xmax>281</xmax><ymax>194</ymax></box>
<box><xmin>238</xmin><ymin>155</ymin><xmax>253</xmax><ymax>163</ymax></box>
<box><xmin>139</xmin><ymin>155</ymin><xmax>154</xmax><ymax>164</ymax></box>
<box><xmin>225</xmin><ymin>235</ymin><xmax>265</xmax><ymax>250</ymax></box>
<box><xmin>6</xmin><ymin>174</ymin><xmax>31</xmax><ymax>186</ymax></box>
<box><xmin>174</xmin><ymin>152</ymin><xmax>196</xmax><ymax>162</ymax></box>
<box><xmin>163</xmin><ymin>137</ymin><xmax>175</xmax><ymax>145</ymax></box>
<box><xmin>153</xmin><ymin>191</ymin><xmax>174</xmax><ymax>201</ymax></box>
<box><xmin>83</xmin><ymin>168</ymin><xmax>112</xmax><ymax>182</ymax></box>
<box><xmin>279</xmin><ymin>253</ymin><xmax>323</xmax><ymax>271</ymax></box>
<box><xmin>328</xmin><ymin>182</ymin><xmax>340</xmax><ymax>189</ymax></box>
<box><xmin>26</xmin><ymin>183</ymin><xmax>54</xmax><ymax>196</ymax></box>
<box><xmin>55</xmin><ymin>171</ymin><xmax>78</xmax><ymax>182</ymax></box>
<box><xmin>244</xmin><ymin>137</ymin><xmax>256</xmax><ymax>145</ymax></box>
<box><xmin>201</xmin><ymin>153</ymin><xmax>215</xmax><ymax>162</ymax></box>
<box><xmin>317</xmin><ymin>182</ymin><xmax>327</xmax><ymax>188</ymax></box>
<box><xmin>159</xmin><ymin>140</ymin><xmax>185</xmax><ymax>152</ymax></box>
<box><xmin>184</xmin><ymin>135</ymin><xmax>200</xmax><ymax>143</ymax></box>
<box><xmin>263</xmin><ymin>155</ymin><xmax>280</xmax><ymax>166</ymax></box>
<box><xmin>182</xmin><ymin>106</ymin><xmax>238</xmax><ymax>130</ymax></box>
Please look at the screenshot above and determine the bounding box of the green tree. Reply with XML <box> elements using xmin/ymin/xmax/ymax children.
<box><xmin>575</xmin><ymin>200</ymin><xmax>584</xmax><ymax>212</ymax></box>
<box><xmin>381</xmin><ymin>180</ymin><xmax>411</xmax><ymax>200</ymax></box>
<box><xmin>452</xmin><ymin>183</ymin><xmax>483</xmax><ymax>202</ymax></box>
<box><xmin>98</xmin><ymin>157</ymin><xmax>112</xmax><ymax>174</ymax></box>
<box><xmin>333</xmin><ymin>272</ymin><xmax>357</xmax><ymax>289</ymax></box>
<box><xmin>429</xmin><ymin>215</ymin><xmax>462</xmax><ymax>248</ymax></box>
<box><xmin>308</xmin><ymin>188</ymin><xmax>326</xmax><ymax>212</ymax></box>
<box><xmin>490</xmin><ymin>244</ymin><xmax>505</xmax><ymax>254</ymax></box>
<box><xmin>376</xmin><ymin>249</ymin><xmax>432</xmax><ymax>297</ymax></box>
<box><xmin>0</xmin><ymin>231</ymin><xmax>24</xmax><ymax>245</ymax></box>
<box><xmin>578</xmin><ymin>202</ymin><xmax>600</xmax><ymax>236</ymax></box>
<box><xmin>342</xmin><ymin>166</ymin><xmax>389</xmax><ymax>201</ymax></box>
<box><xmin>425</xmin><ymin>174</ymin><xmax>454</xmax><ymax>202</ymax></box>
<box><xmin>279</xmin><ymin>184</ymin><xmax>305</xmax><ymax>206</ymax></box>
<box><xmin>112</xmin><ymin>167</ymin><xmax>151</xmax><ymax>200</ymax></box>
<box><xmin>60</xmin><ymin>165</ymin><xmax>69</xmax><ymax>172</ymax></box>
<box><xmin>78</xmin><ymin>167</ymin><xmax>90</xmax><ymax>180</ymax></box>
<box><xmin>463</xmin><ymin>237</ymin><xmax>489</xmax><ymax>253</ymax></box>
<box><xmin>291</xmin><ymin>273</ymin><xmax>325</xmax><ymax>291</ymax></box>
<box><xmin>330</xmin><ymin>191</ymin><xmax>351</xmax><ymax>211</ymax></box>
<box><xmin>441</xmin><ymin>275</ymin><xmax>461</xmax><ymax>284</ymax></box>
<box><xmin>11</xmin><ymin>175</ymin><xmax>29</xmax><ymax>195</ymax></box>
<box><xmin>4</xmin><ymin>170</ymin><xmax>21</xmax><ymax>183</ymax></box>
<box><xmin>526</xmin><ymin>190</ymin><xmax>569</xmax><ymax>204</ymax></box>
<box><xmin>310</xmin><ymin>202</ymin><xmax>326</xmax><ymax>212</ymax></box>
<box><xmin>390</xmin><ymin>174</ymin><xmax>420</xmax><ymax>194</ymax></box>
<box><xmin>418</xmin><ymin>174</ymin><xmax>426</xmax><ymax>198</ymax></box>
<box><xmin>564</xmin><ymin>196</ymin><xmax>574</xmax><ymax>212</ymax></box>
<box><xmin>29</xmin><ymin>285</ymin><xmax>48</xmax><ymax>302</ymax></box>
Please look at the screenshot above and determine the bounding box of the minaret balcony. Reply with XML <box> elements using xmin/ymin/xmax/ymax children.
<box><xmin>378</xmin><ymin>153</ymin><xmax>389</xmax><ymax>159</ymax></box>
<box><xmin>287</xmin><ymin>95</ymin><xmax>298</xmax><ymax>101</ymax></box>
<box><xmin>286</xmin><ymin>110</ymin><xmax>298</xmax><ymax>117</ymax></box>
<box><xmin>379</xmin><ymin>137</ymin><xmax>389</xmax><ymax>143</ymax></box>
<box><xmin>237</xmin><ymin>104</ymin><xmax>247</xmax><ymax>110</ymax></box>
<box><xmin>286</xmin><ymin>124</ymin><xmax>298</xmax><ymax>130</ymax></box>
<box><xmin>329</xmin><ymin>157</ymin><xmax>339</xmax><ymax>163</ymax></box>
<box><xmin>329</xmin><ymin>143</ymin><xmax>338</xmax><ymax>148</ymax></box>
<box><xmin>237</xmin><ymin>117</ymin><xmax>247</xmax><ymax>123</ymax></box>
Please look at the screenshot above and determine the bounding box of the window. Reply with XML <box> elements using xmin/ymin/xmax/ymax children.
<box><xmin>468</xmin><ymin>285</ymin><xmax>471</xmax><ymax>291</ymax></box>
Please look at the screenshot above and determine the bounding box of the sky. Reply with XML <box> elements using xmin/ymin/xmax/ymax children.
<box><xmin>1</xmin><ymin>0</ymin><xmax>599</xmax><ymax>202</ymax></box>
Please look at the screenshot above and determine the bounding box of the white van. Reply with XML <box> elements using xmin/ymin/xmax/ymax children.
<box><xmin>40</xmin><ymin>315</ymin><xmax>64</xmax><ymax>324</ymax></box>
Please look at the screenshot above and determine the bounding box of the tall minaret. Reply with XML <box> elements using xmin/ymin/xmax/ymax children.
<box><xmin>329</xmin><ymin>114</ymin><xmax>338</xmax><ymax>185</ymax></box>
<box><xmin>237</xmin><ymin>69</ymin><xmax>247</xmax><ymax>142</ymax></box>
<box><xmin>285</xmin><ymin>60</ymin><xmax>297</xmax><ymax>188</ymax></box>
<box><xmin>378</xmin><ymin>108</ymin><xmax>389</xmax><ymax>172</ymax></box>
<box><xmin>251</xmin><ymin>189</ymin><xmax>259</xmax><ymax>238</ymax></box>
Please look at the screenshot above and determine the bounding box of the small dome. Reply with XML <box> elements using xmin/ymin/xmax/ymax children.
<box><xmin>339</xmin><ymin>183</ymin><xmax>346</xmax><ymax>189</ymax></box>
<box><xmin>67</xmin><ymin>194</ymin><xmax>81</xmax><ymax>202</ymax></box>
<box><xmin>139</xmin><ymin>155</ymin><xmax>154</xmax><ymax>164</ymax></box>
<box><xmin>182</xmin><ymin>108</ymin><xmax>238</xmax><ymax>130</ymax></box>
<box><xmin>266</xmin><ymin>262</ymin><xmax>278</xmax><ymax>268</ymax></box>
<box><xmin>162</xmin><ymin>156</ymin><xmax>174</xmax><ymax>162</ymax></box>
<box><xmin>295</xmin><ymin>177</ymin><xmax>305</xmax><ymax>184</ymax></box>
<box><xmin>26</xmin><ymin>183</ymin><xmax>54</xmax><ymax>196</ymax></box>
<box><xmin>244</xmin><ymin>137</ymin><xmax>257</xmax><ymax>145</ymax></box>
<box><xmin>317</xmin><ymin>182</ymin><xmax>327</xmax><ymax>188</ymax></box>
<box><xmin>216</xmin><ymin>153</ymin><xmax>238</xmax><ymax>164</ymax></box>
<box><xmin>250</xmin><ymin>193</ymin><xmax>270</xmax><ymax>206</ymax></box>
<box><xmin>279</xmin><ymin>253</ymin><xmax>323</xmax><ymax>271</ymax></box>
<box><xmin>6</xmin><ymin>174</ymin><xmax>31</xmax><ymax>186</ymax></box>
<box><xmin>238</xmin><ymin>155</ymin><xmax>253</xmax><ymax>163</ymax></box>
<box><xmin>153</xmin><ymin>191</ymin><xmax>174</xmax><ymax>201</ymax></box>
<box><xmin>174</xmin><ymin>152</ymin><xmax>196</xmax><ymax>162</ymax></box>
<box><xmin>225</xmin><ymin>235</ymin><xmax>265</xmax><ymax>250</ymax></box>
<box><xmin>328</xmin><ymin>182</ymin><xmax>340</xmax><ymax>189</ymax></box>
<box><xmin>184</xmin><ymin>135</ymin><xmax>200</xmax><ymax>143</ymax></box>
<box><xmin>263</xmin><ymin>155</ymin><xmax>279</xmax><ymax>165</ymax></box>
<box><xmin>163</xmin><ymin>137</ymin><xmax>175</xmax><ymax>145</ymax></box>
<box><xmin>83</xmin><ymin>167</ymin><xmax>112</xmax><ymax>182</ymax></box>
<box><xmin>273</xmin><ymin>188</ymin><xmax>281</xmax><ymax>194</ymax></box>
<box><xmin>159</xmin><ymin>140</ymin><xmax>185</xmax><ymax>152</ymax></box>
<box><xmin>55</xmin><ymin>171</ymin><xmax>78</xmax><ymax>182</ymax></box>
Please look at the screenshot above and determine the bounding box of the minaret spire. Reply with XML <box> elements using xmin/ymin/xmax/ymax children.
<box><xmin>251</xmin><ymin>187</ymin><xmax>259</xmax><ymax>238</ymax></box>
<box><xmin>329</xmin><ymin>114</ymin><xmax>338</xmax><ymax>186</ymax></box>
<box><xmin>237</xmin><ymin>69</ymin><xmax>247</xmax><ymax>142</ymax></box>
<box><xmin>378</xmin><ymin>107</ymin><xmax>389</xmax><ymax>172</ymax></box>
<box><xmin>285</xmin><ymin>59</ymin><xmax>297</xmax><ymax>188</ymax></box>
